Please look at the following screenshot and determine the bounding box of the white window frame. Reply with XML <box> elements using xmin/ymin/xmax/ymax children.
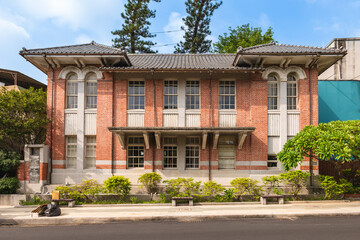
<box><xmin>85</xmin><ymin>136</ymin><xmax>96</xmax><ymax>169</ymax></box>
<box><xmin>128</xmin><ymin>80</ymin><xmax>145</xmax><ymax>110</ymax></box>
<box><xmin>219</xmin><ymin>80</ymin><xmax>236</xmax><ymax>110</ymax></box>
<box><xmin>164</xmin><ymin>80</ymin><xmax>178</xmax><ymax>110</ymax></box>
<box><xmin>163</xmin><ymin>137</ymin><xmax>177</xmax><ymax>169</ymax></box>
<box><xmin>287</xmin><ymin>74</ymin><xmax>298</xmax><ymax>110</ymax></box>
<box><xmin>66</xmin><ymin>136</ymin><xmax>77</xmax><ymax>169</ymax></box>
<box><xmin>186</xmin><ymin>80</ymin><xmax>200</xmax><ymax>110</ymax></box>
<box><xmin>127</xmin><ymin>136</ymin><xmax>145</xmax><ymax>168</ymax></box>
<box><xmin>66</xmin><ymin>73</ymin><xmax>78</xmax><ymax>109</ymax></box>
<box><xmin>85</xmin><ymin>73</ymin><xmax>97</xmax><ymax>109</ymax></box>
<box><xmin>267</xmin><ymin>74</ymin><xmax>279</xmax><ymax>110</ymax></box>
<box><xmin>218</xmin><ymin>135</ymin><xmax>236</xmax><ymax>169</ymax></box>
<box><xmin>185</xmin><ymin>136</ymin><xmax>200</xmax><ymax>169</ymax></box>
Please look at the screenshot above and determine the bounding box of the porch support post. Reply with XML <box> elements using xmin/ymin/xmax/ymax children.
<box><xmin>213</xmin><ymin>132</ymin><xmax>219</xmax><ymax>150</ymax></box>
<box><xmin>155</xmin><ymin>132</ymin><xmax>161</xmax><ymax>149</ymax></box>
<box><xmin>202</xmin><ymin>132</ymin><xmax>208</xmax><ymax>150</ymax></box>
<box><xmin>143</xmin><ymin>132</ymin><xmax>150</xmax><ymax>149</ymax></box>
<box><xmin>238</xmin><ymin>133</ymin><xmax>247</xmax><ymax>150</ymax></box>
<box><xmin>116</xmin><ymin>133</ymin><xmax>126</xmax><ymax>150</ymax></box>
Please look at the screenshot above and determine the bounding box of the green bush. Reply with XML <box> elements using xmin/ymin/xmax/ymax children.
<box><xmin>103</xmin><ymin>176</ymin><xmax>131</xmax><ymax>199</ymax></box>
<box><xmin>0</xmin><ymin>150</ymin><xmax>20</xmax><ymax>177</ymax></box>
<box><xmin>19</xmin><ymin>195</ymin><xmax>49</xmax><ymax>205</ymax></box>
<box><xmin>319</xmin><ymin>175</ymin><xmax>353</xmax><ymax>199</ymax></box>
<box><xmin>0</xmin><ymin>177</ymin><xmax>19</xmax><ymax>194</ymax></box>
<box><xmin>340</xmin><ymin>169</ymin><xmax>360</xmax><ymax>187</ymax></box>
<box><xmin>163</xmin><ymin>178</ymin><xmax>202</xmax><ymax>198</ymax></box>
<box><xmin>55</xmin><ymin>179</ymin><xmax>102</xmax><ymax>203</ymax></box>
<box><xmin>138</xmin><ymin>172</ymin><xmax>162</xmax><ymax>200</ymax></box>
<box><xmin>230</xmin><ymin>178</ymin><xmax>263</xmax><ymax>201</ymax></box>
<box><xmin>203</xmin><ymin>181</ymin><xmax>225</xmax><ymax>200</ymax></box>
<box><xmin>262</xmin><ymin>175</ymin><xmax>283</xmax><ymax>195</ymax></box>
<box><xmin>280</xmin><ymin>170</ymin><xmax>310</xmax><ymax>198</ymax></box>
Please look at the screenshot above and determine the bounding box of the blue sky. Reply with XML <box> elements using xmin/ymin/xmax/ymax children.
<box><xmin>1</xmin><ymin>0</ymin><xmax>359</xmax><ymax>84</ymax></box>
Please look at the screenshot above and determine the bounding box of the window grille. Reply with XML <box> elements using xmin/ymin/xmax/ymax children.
<box><xmin>185</xmin><ymin>137</ymin><xmax>200</xmax><ymax>169</ymax></box>
<box><xmin>186</xmin><ymin>81</ymin><xmax>200</xmax><ymax>109</ymax></box>
<box><xmin>66</xmin><ymin>136</ymin><xmax>77</xmax><ymax>169</ymax></box>
<box><xmin>267</xmin><ymin>75</ymin><xmax>278</xmax><ymax>110</ymax></box>
<box><xmin>163</xmin><ymin>137</ymin><xmax>177</xmax><ymax>169</ymax></box>
<box><xmin>219</xmin><ymin>81</ymin><xmax>235</xmax><ymax>109</ymax></box>
<box><xmin>127</xmin><ymin>137</ymin><xmax>144</xmax><ymax>168</ymax></box>
<box><xmin>86</xmin><ymin>73</ymin><xmax>97</xmax><ymax>109</ymax></box>
<box><xmin>66</xmin><ymin>73</ymin><xmax>78</xmax><ymax>109</ymax></box>
<box><xmin>85</xmin><ymin>136</ymin><xmax>96</xmax><ymax>169</ymax></box>
<box><xmin>164</xmin><ymin>80</ymin><xmax>178</xmax><ymax>109</ymax></box>
<box><xmin>267</xmin><ymin>155</ymin><xmax>278</xmax><ymax>168</ymax></box>
<box><xmin>128</xmin><ymin>81</ymin><xmax>145</xmax><ymax>110</ymax></box>
<box><xmin>287</xmin><ymin>75</ymin><xmax>298</xmax><ymax>110</ymax></box>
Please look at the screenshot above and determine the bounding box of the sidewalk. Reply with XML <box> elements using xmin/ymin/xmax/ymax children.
<box><xmin>1</xmin><ymin>201</ymin><xmax>360</xmax><ymax>226</ymax></box>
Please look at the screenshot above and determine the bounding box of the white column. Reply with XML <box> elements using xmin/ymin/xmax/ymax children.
<box><xmin>178</xmin><ymin>80</ymin><xmax>186</xmax><ymax>127</ymax></box>
<box><xmin>279</xmin><ymin>78</ymin><xmax>287</xmax><ymax>148</ymax></box>
<box><xmin>177</xmin><ymin>135</ymin><xmax>186</xmax><ymax>171</ymax></box>
<box><xmin>77</xmin><ymin>79</ymin><xmax>85</xmax><ymax>171</ymax></box>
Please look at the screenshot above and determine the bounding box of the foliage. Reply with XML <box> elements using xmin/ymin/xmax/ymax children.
<box><xmin>55</xmin><ymin>179</ymin><xmax>102</xmax><ymax>203</ymax></box>
<box><xmin>138</xmin><ymin>172</ymin><xmax>162</xmax><ymax>200</ymax></box>
<box><xmin>340</xmin><ymin>169</ymin><xmax>360</xmax><ymax>187</ymax></box>
<box><xmin>159</xmin><ymin>193</ymin><xmax>168</xmax><ymax>203</ymax></box>
<box><xmin>230</xmin><ymin>178</ymin><xmax>263</xmax><ymax>200</ymax></box>
<box><xmin>163</xmin><ymin>178</ymin><xmax>202</xmax><ymax>197</ymax></box>
<box><xmin>319</xmin><ymin>175</ymin><xmax>353</xmax><ymax>199</ymax></box>
<box><xmin>0</xmin><ymin>150</ymin><xmax>20</xmax><ymax>178</ymax></box>
<box><xmin>19</xmin><ymin>195</ymin><xmax>50</xmax><ymax>205</ymax></box>
<box><xmin>103</xmin><ymin>176</ymin><xmax>132</xmax><ymax>199</ymax></box>
<box><xmin>277</xmin><ymin>120</ymin><xmax>360</xmax><ymax>171</ymax></box>
<box><xmin>214</xmin><ymin>24</ymin><xmax>275</xmax><ymax>53</ymax></box>
<box><xmin>280</xmin><ymin>171</ymin><xmax>310</xmax><ymax>198</ymax></box>
<box><xmin>112</xmin><ymin>0</ymin><xmax>161</xmax><ymax>53</ymax></box>
<box><xmin>262</xmin><ymin>175</ymin><xmax>283</xmax><ymax>195</ymax></box>
<box><xmin>0</xmin><ymin>177</ymin><xmax>19</xmax><ymax>194</ymax></box>
<box><xmin>0</xmin><ymin>87</ymin><xmax>50</xmax><ymax>156</ymax></box>
<box><xmin>203</xmin><ymin>181</ymin><xmax>225</xmax><ymax>199</ymax></box>
<box><xmin>174</xmin><ymin>0</ymin><xmax>223</xmax><ymax>53</ymax></box>
<box><xmin>130</xmin><ymin>196</ymin><xmax>138</xmax><ymax>204</ymax></box>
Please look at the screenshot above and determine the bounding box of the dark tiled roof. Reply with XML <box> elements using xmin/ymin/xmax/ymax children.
<box><xmin>0</xmin><ymin>68</ymin><xmax>46</xmax><ymax>89</ymax></box>
<box><xmin>238</xmin><ymin>42</ymin><xmax>345</xmax><ymax>55</ymax></box>
<box><xmin>102</xmin><ymin>54</ymin><xmax>262</xmax><ymax>70</ymax></box>
<box><xmin>20</xmin><ymin>41</ymin><xmax>125</xmax><ymax>55</ymax></box>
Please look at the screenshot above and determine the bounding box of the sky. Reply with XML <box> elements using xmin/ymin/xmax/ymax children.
<box><xmin>0</xmin><ymin>0</ymin><xmax>359</xmax><ymax>84</ymax></box>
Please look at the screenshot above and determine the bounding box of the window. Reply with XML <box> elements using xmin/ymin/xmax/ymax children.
<box><xmin>185</xmin><ymin>137</ymin><xmax>200</xmax><ymax>169</ymax></box>
<box><xmin>85</xmin><ymin>136</ymin><xmax>96</xmax><ymax>169</ymax></box>
<box><xmin>163</xmin><ymin>137</ymin><xmax>177</xmax><ymax>169</ymax></box>
<box><xmin>268</xmin><ymin>74</ymin><xmax>278</xmax><ymax>110</ymax></box>
<box><xmin>287</xmin><ymin>74</ymin><xmax>298</xmax><ymax>110</ymax></box>
<box><xmin>86</xmin><ymin>73</ymin><xmax>97</xmax><ymax>109</ymax></box>
<box><xmin>186</xmin><ymin>81</ymin><xmax>200</xmax><ymax>109</ymax></box>
<box><xmin>218</xmin><ymin>136</ymin><xmax>236</xmax><ymax>169</ymax></box>
<box><xmin>66</xmin><ymin>136</ymin><xmax>77</xmax><ymax>169</ymax></box>
<box><xmin>128</xmin><ymin>81</ymin><xmax>145</xmax><ymax>110</ymax></box>
<box><xmin>267</xmin><ymin>155</ymin><xmax>278</xmax><ymax>168</ymax></box>
<box><xmin>219</xmin><ymin>81</ymin><xmax>235</xmax><ymax>109</ymax></box>
<box><xmin>127</xmin><ymin>137</ymin><xmax>144</xmax><ymax>168</ymax></box>
<box><xmin>66</xmin><ymin>73</ymin><xmax>78</xmax><ymax>109</ymax></box>
<box><xmin>164</xmin><ymin>80</ymin><xmax>178</xmax><ymax>109</ymax></box>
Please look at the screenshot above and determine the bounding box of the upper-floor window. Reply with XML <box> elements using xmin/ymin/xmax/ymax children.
<box><xmin>219</xmin><ymin>81</ymin><xmax>235</xmax><ymax>110</ymax></box>
<box><xmin>164</xmin><ymin>80</ymin><xmax>178</xmax><ymax>109</ymax></box>
<box><xmin>267</xmin><ymin>74</ymin><xmax>278</xmax><ymax>110</ymax></box>
<box><xmin>66</xmin><ymin>73</ymin><xmax>78</xmax><ymax>109</ymax></box>
<box><xmin>86</xmin><ymin>73</ymin><xmax>97</xmax><ymax>109</ymax></box>
<box><xmin>186</xmin><ymin>81</ymin><xmax>200</xmax><ymax>109</ymax></box>
<box><xmin>287</xmin><ymin>74</ymin><xmax>298</xmax><ymax>110</ymax></box>
<box><xmin>128</xmin><ymin>81</ymin><xmax>145</xmax><ymax>110</ymax></box>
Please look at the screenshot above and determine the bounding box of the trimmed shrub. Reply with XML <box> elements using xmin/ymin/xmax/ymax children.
<box><xmin>103</xmin><ymin>176</ymin><xmax>131</xmax><ymax>199</ymax></box>
<box><xmin>319</xmin><ymin>175</ymin><xmax>352</xmax><ymax>199</ymax></box>
<box><xmin>203</xmin><ymin>181</ymin><xmax>225</xmax><ymax>200</ymax></box>
<box><xmin>230</xmin><ymin>178</ymin><xmax>263</xmax><ymax>201</ymax></box>
<box><xmin>262</xmin><ymin>175</ymin><xmax>283</xmax><ymax>195</ymax></box>
<box><xmin>0</xmin><ymin>177</ymin><xmax>19</xmax><ymax>194</ymax></box>
<box><xmin>163</xmin><ymin>178</ymin><xmax>202</xmax><ymax>198</ymax></box>
<box><xmin>138</xmin><ymin>172</ymin><xmax>162</xmax><ymax>200</ymax></box>
<box><xmin>280</xmin><ymin>170</ymin><xmax>310</xmax><ymax>198</ymax></box>
<box><xmin>55</xmin><ymin>179</ymin><xmax>102</xmax><ymax>203</ymax></box>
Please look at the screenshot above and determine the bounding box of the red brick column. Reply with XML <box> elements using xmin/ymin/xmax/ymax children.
<box><xmin>40</xmin><ymin>163</ymin><xmax>48</xmax><ymax>181</ymax></box>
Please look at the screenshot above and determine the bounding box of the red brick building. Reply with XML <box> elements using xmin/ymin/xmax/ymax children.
<box><xmin>19</xmin><ymin>42</ymin><xmax>345</xmax><ymax>186</ymax></box>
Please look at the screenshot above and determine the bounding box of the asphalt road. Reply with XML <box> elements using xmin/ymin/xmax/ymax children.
<box><xmin>1</xmin><ymin>216</ymin><xmax>360</xmax><ymax>240</ymax></box>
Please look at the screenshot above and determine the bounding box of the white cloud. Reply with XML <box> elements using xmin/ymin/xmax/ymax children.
<box><xmin>0</xmin><ymin>18</ymin><xmax>30</xmax><ymax>40</ymax></box>
<box><xmin>164</xmin><ymin>12</ymin><xmax>185</xmax><ymax>44</ymax></box>
<box><xmin>75</xmin><ymin>34</ymin><xmax>92</xmax><ymax>44</ymax></box>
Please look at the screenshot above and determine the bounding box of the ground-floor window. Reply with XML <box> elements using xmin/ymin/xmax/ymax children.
<box><xmin>163</xmin><ymin>137</ymin><xmax>177</xmax><ymax>169</ymax></box>
<box><xmin>127</xmin><ymin>137</ymin><xmax>144</xmax><ymax>168</ymax></box>
<box><xmin>85</xmin><ymin>136</ymin><xmax>96</xmax><ymax>169</ymax></box>
<box><xmin>66</xmin><ymin>136</ymin><xmax>77</xmax><ymax>169</ymax></box>
<box><xmin>218</xmin><ymin>136</ymin><xmax>236</xmax><ymax>169</ymax></box>
<box><xmin>267</xmin><ymin>155</ymin><xmax>278</xmax><ymax>168</ymax></box>
<box><xmin>185</xmin><ymin>137</ymin><xmax>200</xmax><ymax>169</ymax></box>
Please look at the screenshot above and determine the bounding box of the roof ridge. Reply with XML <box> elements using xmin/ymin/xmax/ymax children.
<box><xmin>91</xmin><ymin>41</ymin><xmax>124</xmax><ymax>53</ymax></box>
<box><xmin>274</xmin><ymin>43</ymin><xmax>343</xmax><ymax>52</ymax></box>
<box><xmin>240</xmin><ymin>42</ymin><xmax>276</xmax><ymax>52</ymax></box>
<box><xmin>20</xmin><ymin>42</ymin><xmax>96</xmax><ymax>53</ymax></box>
<box><xmin>128</xmin><ymin>53</ymin><xmax>237</xmax><ymax>56</ymax></box>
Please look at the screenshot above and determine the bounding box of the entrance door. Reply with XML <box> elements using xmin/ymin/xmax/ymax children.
<box><xmin>218</xmin><ymin>136</ymin><xmax>236</xmax><ymax>169</ymax></box>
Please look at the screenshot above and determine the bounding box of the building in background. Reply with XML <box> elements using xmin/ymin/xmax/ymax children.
<box><xmin>0</xmin><ymin>68</ymin><xmax>46</xmax><ymax>91</ymax></box>
<box><xmin>18</xmin><ymin>42</ymin><xmax>344</xmax><ymax>189</ymax></box>
<box><xmin>319</xmin><ymin>38</ymin><xmax>360</xmax><ymax>123</ymax></box>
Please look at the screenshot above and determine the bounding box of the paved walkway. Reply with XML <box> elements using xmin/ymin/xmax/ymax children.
<box><xmin>1</xmin><ymin>201</ymin><xmax>360</xmax><ymax>226</ymax></box>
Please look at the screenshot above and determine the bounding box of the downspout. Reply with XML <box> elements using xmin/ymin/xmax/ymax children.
<box><xmin>111</xmin><ymin>72</ymin><xmax>115</xmax><ymax>176</ymax></box>
<box><xmin>152</xmin><ymin>69</ymin><xmax>156</xmax><ymax>172</ymax></box>
<box><xmin>43</xmin><ymin>54</ymin><xmax>54</xmax><ymax>184</ymax></box>
<box><xmin>208</xmin><ymin>69</ymin><xmax>213</xmax><ymax>181</ymax></box>
<box><xmin>308</xmin><ymin>65</ymin><xmax>314</xmax><ymax>186</ymax></box>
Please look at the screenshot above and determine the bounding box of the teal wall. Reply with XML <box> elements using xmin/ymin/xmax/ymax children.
<box><xmin>319</xmin><ymin>81</ymin><xmax>360</xmax><ymax>123</ymax></box>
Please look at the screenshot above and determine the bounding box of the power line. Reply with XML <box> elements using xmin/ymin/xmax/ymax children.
<box><xmin>153</xmin><ymin>43</ymin><xmax>177</xmax><ymax>48</ymax></box>
<box><xmin>153</xmin><ymin>29</ymin><xmax>184</xmax><ymax>34</ymax></box>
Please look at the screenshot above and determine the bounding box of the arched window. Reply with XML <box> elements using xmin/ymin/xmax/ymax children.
<box><xmin>267</xmin><ymin>74</ymin><xmax>279</xmax><ymax>110</ymax></box>
<box><xmin>287</xmin><ymin>74</ymin><xmax>298</xmax><ymax>110</ymax></box>
<box><xmin>66</xmin><ymin>73</ymin><xmax>78</xmax><ymax>109</ymax></box>
<box><xmin>85</xmin><ymin>73</ymin><xmax>97</xmax><ymax>109</ymax></box>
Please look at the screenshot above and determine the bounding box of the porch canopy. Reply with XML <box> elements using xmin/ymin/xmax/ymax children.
<box><xmin>108</xmin><ymin>127</ymin><xmax>256</xmax><ymax>150</ymax></box>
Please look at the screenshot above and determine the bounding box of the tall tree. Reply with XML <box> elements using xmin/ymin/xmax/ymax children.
<box><xmin>214</xmin><ymin>24</ymin><xmax>275</xmax><ymax>53</ymax></box>
<box><xmin>174</xmin><ymin>0</ymin><xmax>222</xmax><ymax>53</ymax></box>
<box><xmin>112</xmin><ymin>0</ymin><xmax>161</xmax><ymax>53</ymax></box>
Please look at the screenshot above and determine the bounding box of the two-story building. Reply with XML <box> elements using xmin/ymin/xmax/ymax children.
<box><xmin>19</xmin><ymin>41</ymin><xmax>345</xmax><ymax>186</ymax></box>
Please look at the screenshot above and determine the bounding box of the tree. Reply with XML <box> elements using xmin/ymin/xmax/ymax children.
<box><xmin>174</xmin><ymin>0</ymin><xmax>223</xmax><ymax>53</ymax></box>
<box><xmin>277</xmin><ymin>120</ymin><xmax>360</xmax><ymax>171</ymax></box>
<box><xmin>213</xmin><ymin>24</ymin><xmax>275</xmax><ymax>53</ymax></box>
<box><xmin>111</xmin><ymin>0</ymin><xmax>161</xmax><ymax>53</ymax></box>
<box><xmin>0</xmin><ymin>88</ymin><xmax>50</xmax><ymax>156</ymax></box>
